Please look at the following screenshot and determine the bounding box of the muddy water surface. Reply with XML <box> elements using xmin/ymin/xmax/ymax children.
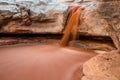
<box><xmin>0</xmin><ymin>45</ymin><xmax>97</xmax><ymax>80</ymax></box>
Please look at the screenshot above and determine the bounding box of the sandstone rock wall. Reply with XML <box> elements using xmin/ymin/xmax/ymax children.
<box><xmin>0</xmin><ymin>0</ymin><xmax>69</xmax><ymax>34</ymax></box>
<box><xmin>0</xmin><ymin>0</ymin><xmax>119</xmax><ymax>39</ymax></box>
<box><xmin>97</xmin><ymin>1</ymin><xmax>120</xmax><ymax>48</ymax></box>
<box><xmin>0</xmin><ymin>0</ymin><xmax>102</xmax><ymax>35</ymax></box>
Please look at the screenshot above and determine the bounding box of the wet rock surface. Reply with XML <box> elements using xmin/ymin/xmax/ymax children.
<box><xmin>0</xmin><ymin>34</ymin><xmax>116</xmax><ymax>52</ymax></box>
<box><xmin>82</xmin><ymin>53</ymin><xmax>120</xmax><ymax>80</ymax></box>
<box><xmin>0</xmin><ymin>34</ymin><xmax>62</xmax><ymax>46</ymax></box>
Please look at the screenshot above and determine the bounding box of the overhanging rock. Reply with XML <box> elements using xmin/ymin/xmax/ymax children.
<box><xmin>0</xmin><ymin>0</ymin><xmax>69</xmax><ymax>34</ymax></box>
<box><xmin>0</xmin><ymin>0</ymin><xmax>118</xmax><ymax>38</ymax></box>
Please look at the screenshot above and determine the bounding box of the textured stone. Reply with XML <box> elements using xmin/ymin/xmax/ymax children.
<box><xmin>96</xmin><ymin>0</ymin><xmax>120</xmax><ymax>51</ymax></box>
<box><xmin>79</xmin><ymin>10</ymin><xmax>108</xmax><ymax>36</ymax></box>
<box><xmin>82</xmin><ymin>53</ymin><xmax>120</xmax><ymax>80</ymax></box>
<box><xmin>0</xmin><ymin>0</ymin><xmax>118</xmax><ymax>38</ymax></box>
<box><xmin>0</xmin><ymin>0</ymin><xmax>69</xmax><ymax>33</ymax></box>
<box><xmin>0</xmin><ymin>0</ymin><xmax>95</xmax><ymax>34</ymax></box>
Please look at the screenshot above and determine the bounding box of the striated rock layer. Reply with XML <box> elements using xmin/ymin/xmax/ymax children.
<box><xmin>0</xmin><ymin>0</ymin><xmax>120</xmax><ymax>51</ymax></box>
<box><xmin>0</xmin><ymin>0</ymin><xmax>69</xmax><ymax>34</ymax></box>
<box><xmin>0</xmin><ymin>0</ymin><xmax>105</xmax><ymax>35</ymax></box>
<box><xmin>0</xmin><ymin>0</ymin><xmax>119</xmax><ymax>37</ymax></box>
<box><xmin>97</xmin><ymin>0</ymin><xmax>120</xmax><ymax>50</ymax></box>
<box><xmin>0</xmin><ymin>0</ymin><xmax>110</xmax><ymax>37</ymax></box>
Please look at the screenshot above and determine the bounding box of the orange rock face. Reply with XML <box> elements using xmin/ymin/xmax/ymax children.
<box><xmin>82</xmin><ymin>53</ymin><xmax>120</xmax><ymax>80</ymax></box>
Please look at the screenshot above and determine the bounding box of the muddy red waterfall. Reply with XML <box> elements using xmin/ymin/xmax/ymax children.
<box><xmin>0</xmin><ymin>0</ymin><xmax>120</xmax><ymax>80</ymax></box>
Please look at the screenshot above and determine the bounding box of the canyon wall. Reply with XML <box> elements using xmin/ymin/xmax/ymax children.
<box><xmin>1</xmin><ymin>0</ymin><xmax>119</xmax><ymax>37</ymax></box>
<box><xmin>0</xmin><ymin>0</ymin><xmax>108</xmax><ymax>36</ymax></box>
<box><xmin>0</xmin><ymin>0</ymin><xmax>69</xmax><ymax>34</ymax></box>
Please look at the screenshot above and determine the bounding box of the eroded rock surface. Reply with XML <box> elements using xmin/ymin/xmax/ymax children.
<box><xmin>0</xmin><ymin>0</ymin><xmax>119</xmax><ymax>37</ymax></box>
<box><xmin>97</xmin><ymin>1</ymin><xmax>120</xmax><ymax>50</ymax></box>
<box><xmin>0</xmin><ymin>0</ymin><xmax>109</xmax><ymax>36</ymax></box>
<box><xmin>0</xmin><ymin>0</ymin><xmax>69</xmax><ymax>33</ymax></box>
<box><xmin>0</xmin><ymin>0</ymin><xmax>99</xmax><ymax>34</ymax></box>
<box><xmin>0</xmin><ymin>0</ymin><xmax>120</xmax><ymax>51</ymax></box>
<box><xmin>82</xmin><ymin>53</ymin><xmax>120</xmax><ymax>80</ymax></box>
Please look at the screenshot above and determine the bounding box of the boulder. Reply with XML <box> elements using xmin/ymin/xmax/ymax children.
<box><xmin>82</xmin><ymin>53</ymin><xmax>120</xmax><ymax>80</ymax></box>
